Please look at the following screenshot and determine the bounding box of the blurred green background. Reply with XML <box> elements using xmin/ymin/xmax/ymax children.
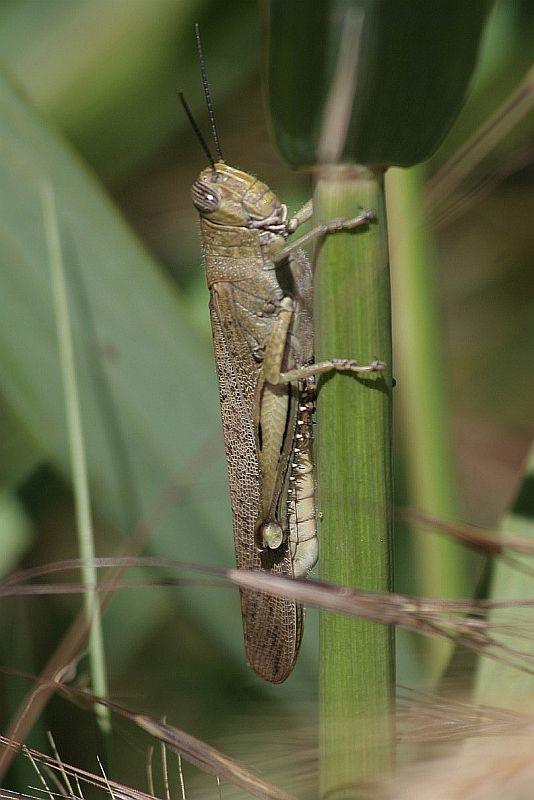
<box><xmin>0</xmin><ymin>0</ymin><xmax>532</xmax><ymax>795</ymax></box>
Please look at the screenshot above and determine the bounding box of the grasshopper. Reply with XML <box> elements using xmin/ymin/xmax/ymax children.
<box><xmin>181</xmin><ymin>29</ymin><xmax>384</xmax><ymax>683</ymax></box>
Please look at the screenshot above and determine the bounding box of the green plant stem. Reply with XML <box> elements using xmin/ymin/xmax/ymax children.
<box><xmin>315</xmin><ymin>167</ymin><xmax>394</xmax><ymax>796</ymax></box>
<box><xmin>41</xmin><ymin>181</ymin><xmax>110</xmax><ymax>733</ymax></box>
<box><xmin>386</xmin><ymin>165</ymin><xmax>469</xmax><ymax>683</ymax></box>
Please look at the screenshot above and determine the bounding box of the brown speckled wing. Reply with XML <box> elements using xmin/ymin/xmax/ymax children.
<box><xmin>209</xmin><ymin>284</ymin><xmax>302</xmax><ymax>683</ymax></box>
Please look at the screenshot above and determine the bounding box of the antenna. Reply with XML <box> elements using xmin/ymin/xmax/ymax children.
<box><xmin>178</xmin><ymin>91</ymin><xmax>216</xmax><ymax>168</ymax></box>
<box><xmin>194</xmin><ymin>23</ymin><xmax>224</xmax><ymax>161</ymax></box>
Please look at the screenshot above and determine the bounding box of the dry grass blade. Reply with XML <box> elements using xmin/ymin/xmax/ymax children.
<box><xmin>108</xmin><ymin>708</ymin><xmax>298</xmax><ymax>800</ymax></box>
<box><xmin>389</xmin><ymin>722</ymin><xmax>534</xmax><ymax>800</ymax></box>
<box><xmin>397</xmin><ymin>509</ymin><xmax>534</xmax><ymax>581</ymax></box>
<box><xmin>230</xmin><ymin>570</ymin><xmax>534</xmax><ymax>674</ymax></box>
<box><xmin>426</xmin><ymin>63</ymin><xmax>534</xmax><ymax>221</ymax></box>
<box><xmin>397</xmin><ymin>509</ymin><xmax>534</xmax><ymax>557</ymax></box>
<box><xmin>5</xmin><ymin>552</ymin><xmax>534</xmax><ymax>677</ymax></box>
<box><xmin>46</xmin><ymin>731</ymin><xmax>76</xmax><ymax>799</ymax></box>
<box><xmin>0</xmin><ymin>555</ymin><xmax>223</xmax><ymax>589</ymax></box>
<box><xmin>0</xmin><ymin>736</ymin><xmax>155</xmax><ymax>800</ymax></box>
<box><xmin>11</xmin><ymin>688</ymin><xmax>297</xmax><ymax>800</ymax></box>
<box><xmin>397</xmin><ymin>689</ymin><xmax>533</xmax><ymax>743</ymax></box>
<box><xmin>22</xmin><ymin>743</ymin><xmax>55</xmax><ymax>800</ymax></box>
<box><xmin>0</xmin><ymin>438</ymin><xmax>217</xmax><ymax>781</ymax></box>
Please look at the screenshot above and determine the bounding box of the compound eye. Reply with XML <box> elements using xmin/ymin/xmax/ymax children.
<box><xmin>191</xmin><ymin>179</ymin><xmax>220</xmax><ymax>213</ymax></box>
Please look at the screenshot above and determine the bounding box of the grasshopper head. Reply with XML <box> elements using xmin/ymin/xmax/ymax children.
<box><xmin>192</xmin><ymin>162</ymin><xmax>286</xmax><ymax>232</ymax></box>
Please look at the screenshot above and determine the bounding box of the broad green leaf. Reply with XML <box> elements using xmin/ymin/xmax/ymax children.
<box><xmin>0</xmin><ymin>0</ymin><xmax>259</xmax><ymax>180</ymax></box>
<box><xmin>263</xmin><ymin>0</ymin><xmax>488</xmax><ymax>168</ymax></box>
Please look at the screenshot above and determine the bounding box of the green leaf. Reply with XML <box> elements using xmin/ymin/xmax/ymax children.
<box><xmin>0</xmin><ymin>0</ymin><xmax>260</xmax><ymax>180</ymax></box>
<box><xmin>262</xmin><ymin>0</ymin><xmax>489</xmax><ymax>168</ymax></box>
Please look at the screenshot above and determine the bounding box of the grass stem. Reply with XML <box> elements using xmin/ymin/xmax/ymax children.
<box><xmin>41</xmin><ymin>181</ymin><xmax>110</xmax><ymax>733</ymax></box>
<box><xmin>315</xmin><ymin>167</ymin><xmax>394</xmax><ymax>795</ymax></box>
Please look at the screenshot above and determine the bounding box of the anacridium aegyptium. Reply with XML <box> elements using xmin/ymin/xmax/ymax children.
<box><xmin>181</xmin><ymin>29</ymin><xmax>384</xmax><ymax>683</ymax></box>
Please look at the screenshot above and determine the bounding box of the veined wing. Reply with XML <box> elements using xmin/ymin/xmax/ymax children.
<box><xmin>209</xmin><ymin>283</ymin><xmax>303</xmax><ymax>683</ymax></box>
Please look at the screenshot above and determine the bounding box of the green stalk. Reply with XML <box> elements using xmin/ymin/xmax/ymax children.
<box><xmin>386</xmin><ymin>165</ymin><xmax>470</xmax><ymax>683</ymax></box>
<box><xmin>316</xmin><ymin>167</ymin><xmax>394</xmax><ymax>795</ymax></box>
<box><xmin>41</xmin><ymin>182</ymin><xmax>110</xmax><ymax>733</ymax></box>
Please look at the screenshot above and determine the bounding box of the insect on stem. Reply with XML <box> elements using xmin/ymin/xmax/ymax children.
<box><xmin>184</xmin><ymin>26</ymin><xmax>382</xmax><ymax>683</ymax></box>
<box><xmin>194</xmin><ymin>23</ymin><xmax>224</xmax><ymax>162</ymax></box>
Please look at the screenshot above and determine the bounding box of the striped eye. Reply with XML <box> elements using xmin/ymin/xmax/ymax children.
<box><xmin>191</xmin><ymin>180</ymin><xmax>220</xmax><ymax>213</ymax></box>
